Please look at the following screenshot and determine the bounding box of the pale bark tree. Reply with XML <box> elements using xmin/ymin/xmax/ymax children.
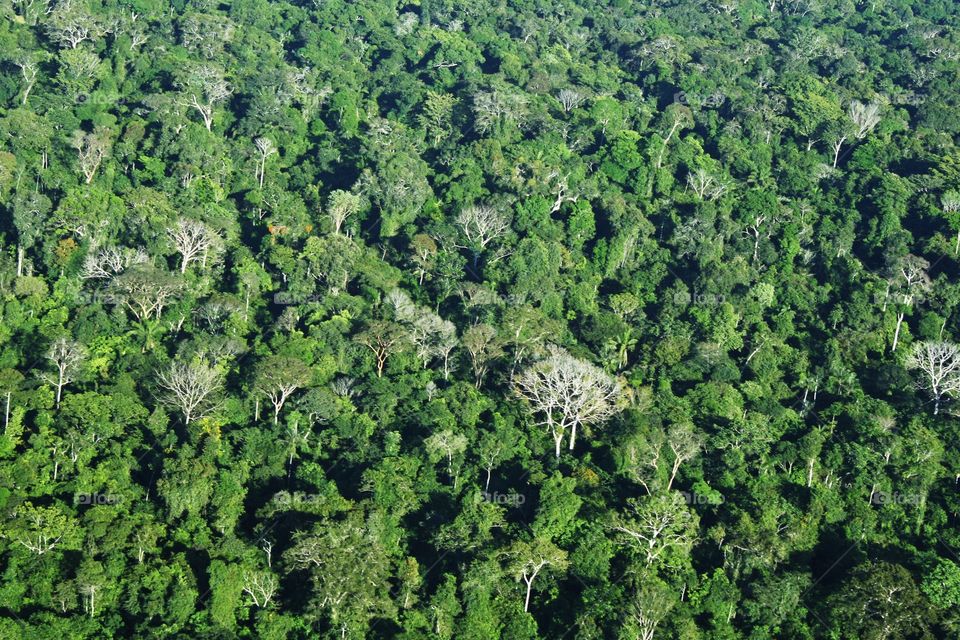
<box><xmin>625</xmin><ymin>429</ymin><xmax>666</xmax><ymax>495</ymax></box>
<box><xmin>473</xmin><ymin>89</ymin><xmax>528</xmax><ymax>135</ymax></box>
<box><xmin>179</xmin><ymin>66</ymin><xmax>231</xmax><ymax>131</ymax></box>
<box><xmin>516</xmin><ymin>346</ymin><xmax>623</xmax><ymax>457</ymax></box>
<box><xmin>156</xmin><ymin>360</ymin><xmax>223</xmax><ymax>425</ymax></box>
<box><xmin>407</xmin><ymin>311</ymin><xmax>457</xmax><ymax>377</ymax></box>
<box><xmin>941</xmin><ymin>191</ymin><xmax>960</xmax><ymax>255</ymax></box>
<box><xmin>109</xmin><ymin>266</ymin><xmax>183</xmax><ymax>321</ymax></box>
<box><xmin>242</xmin><ymin>571</ymin><xmax>279</xmax><ymax>608</ymax></box>
<box><xmin>462</xmin><ymin>324</ymin><xmax>503</xmax><ymax>388</ymax></box>
<box><xmin>419</xmin><ymin>90</ymin><xmax>456</xmax><ymax>145</ymax></box>
<box><xmin>849</xmin><ymin>100</ymin><xmax>882</xmax><ymax>139</ymax></box>
<box><xmin>79</xmin><ymin>582</ymin><xmax>99</xmax><ymax>617</ymax></box>
<box><xmin>905</xmin><ymin>341</ymin><xmax>960</xmax><ymax>415</ymax></box>
<box><xmin>743</xmin><ymin>212</ymin><xmax>771</xmax><ymax>264</ymax></box>
<box><xmin>253</xmin><ymin>137</ymin><xmax>276</xmax><ymax>189</ymax></box>
<box><xmin>179</xmin><ymin>12</ymin><xmax>235</xmax><ymax>58</ymax></box>
<box><xmin>651</xmin><ymin>106</ymin><xmax>693</xmax><ymax>189</ymax></box>
<box><xmin>282</xmin><ymin>420</ymin><xmax>310</xmax><ymax>468</ymax></box>
<box><xmin>6</xmin><ymin>502</ymin><xmax>78</xmax><ymax>555</ymax></box>
<box><xmin>46</xmin><ymin>0</ymin><xmax>107</xmax><ymax>49</ymax></box>
<box><xmin>502</xmin><ymin>304</ymin><xmax>553</xmax><ymax>377</ymax></box>
<box><xmin>831</xmin><ymin>134</ymin><xmax>847</xmax><ymax>168</ymax></box>
<box><xmin>612</xmin><ymin>493</ymin><xmax>698</xmax><ymax>567</ymax></box>
<box><xmin>505</xmin><ymin>538</ymin><xmax>569</xmax><ymax>613</ymax></box>
<box><xmin>456</xmin><ymin>204</ymin><xmax>510</xmax><ymax>251</ymax></box>
<box><xmin>888</xmin><ymin>254</ymin><xmax>930</xmax><ymax>352</ymax></box>
<box><xmin>166</xmin><ymin>218</ymin><xmax>221</xmax><ymax>273</ymax></box>
<box><xmin>430</xmin><ymin>318</ymin><xmax>458</xmax><ymax>380</ymax></box>
<box><xmin>283</xmin><ymin>517</ymin><xmax>392</xmax><ymax>637</ymax></box>
<box><xmin>16</xmin><ymin>58</ymin><xmax>39</xmax><ymax>105</ymax></box>
<box><xmin>70</xmin><ymin>128</ymin><xmax>111</xmax><ymax>184</ymax></box>
<box><xmin>628</xmin><ymin>582</ymin><xmax>677</xmax><ymax>640</ymax></box>
<box><xmin>386</xmin><ymin>288</ymin><xmax>418</xmax><ymax>323</ymax></box>
<box><xmin>557</xmin><ymin>88</ymin><xmax>586</xmax><ymax>112</ymax></box>
<box><xmin>424</xmin><ymin>429</ymin><xmax>468</xmax><ymax>487</ymax></box>
<box><xmin>356</xmin><ymin>321</ymin><xmax>406</xmax><ymax>377</ymax></box>
<box><xmin>254</xmin><ymin>356</ymin><xmax>312</xmax><ymax>424</ymax></box>
<box><xmin>41</xmin><ymin>337</ymin><xmax>86</xmax><ymax>408</ymax></box>
<box><xmin>80</xmin><ymin>246</ymin><xmax>148</xmax><ymax>279</ymax></box>
<box><xmin>327</xmin><ymin>189</ymin><xmax>362</xmax><ymax>234</ymax></box>
<box><xmin>548</xmin><ymin>172</ymin><xmax>580</xmax><ymax>214</ymax></box>
<box><xmin>686</xmin><ymin>167</ymin><xmax>729</xmax><ymax>201</ymax></box>
<box><xmin>409</xmin><ymin>233</ymin><xmax>438</xmax><ymax>285</ymax></box>
<box><xmin>13</xmin><ymin>0</ymin><xmax>51</xmax><ymax>26</ymax></box>
<box><xmin>665</xmin><ymin>424</ymin><xmax>702</xmax><ymax>491</ymax></box>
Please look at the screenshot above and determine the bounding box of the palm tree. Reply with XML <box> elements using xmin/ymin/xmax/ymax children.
<box><xmin>605</xmin><ymin>328</ymin><xmax>637</xmax><ymax>371</ymax></box>
<box><xmin>126</xmin><ymin>319</ymin><xmax>164</xmax><ymax>354</ymax></box>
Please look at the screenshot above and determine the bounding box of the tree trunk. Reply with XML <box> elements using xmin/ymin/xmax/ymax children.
<box><xmin>892</xmin><ymin>312</ymin><xmax>905</xmax><ymax>352</ymax></box>
<box><xmin>667</xmin><ymin>458</ymin><xmax>681</xmax><ymax>491</ymax></box>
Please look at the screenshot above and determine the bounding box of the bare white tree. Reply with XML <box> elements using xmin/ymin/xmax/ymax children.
<box><xmin>80</xmin><ymin>246</ymin><xmax>148</xmax><ymax>279</ymax></box>
<box><xmin>179</xmin><ymin>66</ymin><xmax>231</xmax><ymax>131</ymax></box>
<box><xmin>462</xmin><ymin>324</ymin><xmax>503</xmax><ymax>388</ymax></box>
<box><xmin>629</xmin><ymin>583</ymin><xmax>677</xmax><ymax>640</ymax></box>
<box><xmin>157</xmin><ymin>361</ymin><xmax>223</xmax><ymax>425</ymax></box>
<box><xmin>906</xmin><ymin>341</ymin><xmax>960</xmax><ymax>415</ymax></box>
<box><xmin>686</xmin><ymin>168</ymin><xmax>729</xmax><ymax>201</ymax></box>
<box><xmin>70</xmin><ymin>128</ymin><xmax>111</xmax><ymax>184</ymax></box>
<box><xmin>424</xmin><ymin>429</ymin><xmax>468</xmax><ymax>486</ymax></box>
<box><xmin>665</xmin><ymin>423</ymin><xmax>702</xmax><ymax>491</ymax></box>
<box><xmin>46</xmin><ymin>1</ymin><xmax>107</xmax><ymax>49</ymax></box>
<box><xmin>849</xmin><ymin>100</ymin><xmax>882</xmax><ymax>139</ymax></box>
<box><xmin>242</xmin><ymin>571</ymin><xmax>279</xmax><ymax>608</ymax></box>
<box><xmin>167</xmin><ymin>218</ymin><xmax>221</xmax><ymax>274</ymax></box>
<box><xmin>253</xmin><ymin>137</ymin><xmax>276</xmax><ymax>189</ymax></box>
<box><xmin>831</xmin><ymin>134</ymin><xmax>847</xmax><ymax>168</ymax></box>
<box><xmin>557</xmin><ymin>88</ymin><xmax>586</xmax><ymax>113</ymax></box>
<box><xmin>473</xmin><ymin>89</ymin><xmax>528</xmax><ymax>135</ymax></box>
<box><xmin>40</xmin><ymin>337</ymin><xmax>87</xmax><ymax>408</ymax></box>
<box><xmin>179</xmin><ymin>12</ymin><xmax>235</xmax><ymax>58</ymax></box>
<box><xmin>612</xmin><ymin>493</ymin><xmax>697</xmax><ymax>566</ymax></box>
<box><xmin>515</xmin><ymin>347</ymin><xmax>623</xmax><ymax>457</ymax></box>
<box><xmin>457</xmin><ymin>204</ymin><xmax>510</xmax><ymax>250</ymax></box>
<box><xmin>888</xmin><ymin>254</ymin><xmax>931</xmax><ymax>352</ymax></box>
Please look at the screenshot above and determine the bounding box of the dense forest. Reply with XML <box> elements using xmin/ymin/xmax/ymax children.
<box><xmin>1</xmin><ymin>0</ymin><xmax>960</xmax><ymax>637</ymax></box>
